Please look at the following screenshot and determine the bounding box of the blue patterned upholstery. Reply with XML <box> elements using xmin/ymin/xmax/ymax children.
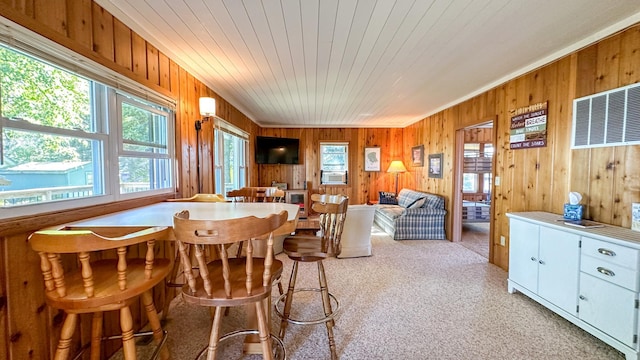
<box><xmin>373</xmin><ymin>189</ymin><xmax>446</xmax><ymax>240</ymax></box>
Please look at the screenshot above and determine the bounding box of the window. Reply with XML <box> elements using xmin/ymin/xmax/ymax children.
<box><xmin>462</xmin><ymin>143</ymin><xmax>493</xmax><ymax>195</ymax></box>
<box><xmin>214</xmin><ymin>120</ymin><xmax>248</xmax><ymax>195</ymax></box>
<box><xmin>0</xmin><ymin>42</ymin><xmax>174</xmax><ymax>218</ymax></box>
<box><xmin>117</xmin><ymin>95</ymin><xmax>172</xmax><ymax>195</ymax></box>
<box><xmin>320</xmin><ymin>142</ymin><xmax>348</xmax><ymax>184</ymax></box>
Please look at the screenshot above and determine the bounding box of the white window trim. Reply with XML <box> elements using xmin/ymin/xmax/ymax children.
<box><xmin>320</xmin><ymin>141</ymin><xmax>349</xmax><ymax>185</ymax></box>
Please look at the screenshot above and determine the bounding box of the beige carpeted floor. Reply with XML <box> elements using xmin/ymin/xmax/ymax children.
<box><xmin>460</xmin><ymin>222</ymin><xmax>490</xmax><ymax>258</ymax></box>
<box><xmin>115</xmin><ymin>226</ymin><xmax>625</xmax><ymax>360</ymax></box>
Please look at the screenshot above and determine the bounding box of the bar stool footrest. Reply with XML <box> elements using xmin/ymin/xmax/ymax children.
<box><xmin>73</xmin><ymin>330</ymin><xmax>168</xmax><ymax>360</ymax></box>
<box><xmin>196</xmin><ymin>329</ymin><xmax>286</xmax><ymax>360</ymax></box>
<box><xmin>274</xmin><ymin>288</ymin><xmax>340</xmax><ymax>326</ymax></box>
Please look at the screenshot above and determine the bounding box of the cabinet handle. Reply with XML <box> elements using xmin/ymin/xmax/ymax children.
<box><xmin>579</xmin><ymin>295</ymin><xmax>587</xmax><ymax>301</ymax></box>
<box><xmin>538</xmin><ymin>259</ymin><xmax>545</xmax><ymax>265</ymax></box>
<box><xmin>597</xmin><ymin>248</ymin><xmax>616</xmax><ymax>257</ymax></box>
<box><xmin>530</xmin><ymin>257</ymin><xmax>537</xmax><ymax>262</ymax></box>
<box><xmin>596</xmin><ymin>267</ymin><xmax>615</xmax><ymax>277</ymax></box>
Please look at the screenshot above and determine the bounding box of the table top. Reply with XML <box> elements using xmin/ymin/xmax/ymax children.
<box><xmin>68</xmin><ymin>202</ymin><xmax>300</xmax><ymax>228</ymax></box>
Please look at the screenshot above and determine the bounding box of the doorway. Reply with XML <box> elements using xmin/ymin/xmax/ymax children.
<box><xmin>454</xmin><ymin>122</ymin><xmax>494</xmax><ymax>259</ymax></box>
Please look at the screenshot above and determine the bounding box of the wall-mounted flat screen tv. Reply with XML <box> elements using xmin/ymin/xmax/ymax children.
<box><xmin>255</xmin><ymin>136</ymin><xmax>300</xmax><ymax>164</ymax></box>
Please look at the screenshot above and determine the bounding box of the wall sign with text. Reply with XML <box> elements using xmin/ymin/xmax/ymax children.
<box><xmin>509</xmin><ymin>101</ymin><xmax>548</xmax><ymax>150</ymax></box>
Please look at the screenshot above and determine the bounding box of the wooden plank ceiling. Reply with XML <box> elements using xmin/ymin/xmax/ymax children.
<box><xmin>95</xmin><ymin>0</ymin><xmax>640</xmax><ymax>128</ymax></box>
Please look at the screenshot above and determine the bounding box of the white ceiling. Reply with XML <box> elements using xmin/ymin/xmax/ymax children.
<box><xmin>96</xmin><ymin>0</ymin><xmax>640</xmax><ymax>128</ymax></box>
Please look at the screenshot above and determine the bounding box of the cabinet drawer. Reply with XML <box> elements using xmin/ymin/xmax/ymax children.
<box><xmin>581</xmin><ymin>237</ymin><xmax>639</xmax><ymax>270</ymax></box>
<box><xmin>581</xmin><ymin>255</ymin><xmax>639</xmax><ymax>291</ymax></box>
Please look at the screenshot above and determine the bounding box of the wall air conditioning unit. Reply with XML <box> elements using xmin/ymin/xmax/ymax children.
<box><xmin>320</xmin><ymin>170</ymin><xmax>348</xmax><ymax>184</ymax></box>
<box><xmin>572</xmin><ymin>82</ymin><xmax>640</xmax><ymax>149</ymax></box>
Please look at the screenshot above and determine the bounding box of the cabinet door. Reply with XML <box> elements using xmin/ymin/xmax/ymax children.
<box><xmin>538</xmin><ymin>227</ymin><xmax>580</xmax><ymax>314</ymax></box>
<box><xmin>579</xmin><ymin>273</ymin><xmax>638</xmax><ymax>347</ymax></box>
<box><xmin>508</xmin><ymin>219</ymin><xmax>540</xmax><ymax>292</ymax></box>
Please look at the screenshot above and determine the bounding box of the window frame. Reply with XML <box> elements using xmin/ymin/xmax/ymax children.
<box><xmin>213</xmin><ymin>119</ymin><xmax>248</xmax><ymax>196</ymax></box>
<box><xmin>0</xmin><ymin>32</ymin><xmax>175</xmax><ymax>219</ymax></box>
<box><xmin>319</xmin><ymin>141</ymin><xmax>349</xmax><ymax>185</ymax></box>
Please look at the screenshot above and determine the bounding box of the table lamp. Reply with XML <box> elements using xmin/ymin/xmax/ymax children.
<box><xmin>387</xmin><ymin>160</ymin><xmax>407</xmax><ymax>195</ymax></box>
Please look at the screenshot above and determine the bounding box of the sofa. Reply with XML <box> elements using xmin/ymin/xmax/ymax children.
<box><xmin>373</xmin><ymin>189</ymin><xmax>447</xmax><ymax>240</ymax></box>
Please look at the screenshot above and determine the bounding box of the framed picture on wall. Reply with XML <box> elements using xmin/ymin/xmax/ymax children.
<box><xmin>364</xmin><ymin>147</ymin><xmax>381</xmax><ymax>171</ymax></box>
<box><xmin>411</xmin><ymin>145</ymin><xmax>424</xmax><ymax>167</ymax></box>
<box><xmin>428</xmin><ymin>153</ymin><xmax>443</xmax><ymax>178</ymax></box>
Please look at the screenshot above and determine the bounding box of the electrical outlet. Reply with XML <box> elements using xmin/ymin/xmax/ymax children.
<box><xmin>495</xmin><ymin>176</ymin><xmax>501</xmax><ymax>186</ymax></box>
<box><xmin>500</xmin><ymin>236</ymin><xmax>506</xmax><ymax>246</ymax></box>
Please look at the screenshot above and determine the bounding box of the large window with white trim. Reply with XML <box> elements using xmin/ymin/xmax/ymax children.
<box><xmin>320</xmin><ymin>142</ymin><xmax>348</xmax><ymax>185</ymax></box>
<box><xmin>0</xmin><ymin>41</ymin><xmax>174</xmax><ymax>218</ymax></box>
<box><xmin>213</xmin><ymin>120</ymin><xmax>248</xmax><ymax>195</ymax></box>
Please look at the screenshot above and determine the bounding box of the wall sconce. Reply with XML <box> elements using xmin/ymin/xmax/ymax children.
<box><xmin>196</xmin><ymin>97</ymin><xmax>216</xmax><ymax>193</ymax></box>
<box><xmin>199</xmin><ymin>96</ymin><xmax>216</xmax><ymax>117</ymax></box>
<box><xmin>387</xmin><ymin>160</ymin><xmax>407</xmax><ymax>195</ymax></box>
<box><xmin>195</xmin><ymin>97</ymin><xmax>216</xmax><ymax>131</ymax></box>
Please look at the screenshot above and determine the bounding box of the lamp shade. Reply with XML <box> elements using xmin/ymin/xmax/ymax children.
<box><xmin>199</xmin><ymin>97</ymin><xmax>216</xmax><ymax>117</ymax></box>
<box><xmin>386</xmin><ymin>160</ymin><xmax>407</xmax><ymax>173</ymax></box>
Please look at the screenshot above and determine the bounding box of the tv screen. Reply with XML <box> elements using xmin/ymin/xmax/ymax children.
<box><xmin>255</xmin><ymin>136</ymin><xmax>300</xmax><ymax>164</ymax></box>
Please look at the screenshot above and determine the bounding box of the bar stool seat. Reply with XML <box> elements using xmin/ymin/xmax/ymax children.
<box><xmin>275</xmin><ymin>194</ymin><xmax>349</xmax><ymax>360</ymax></box>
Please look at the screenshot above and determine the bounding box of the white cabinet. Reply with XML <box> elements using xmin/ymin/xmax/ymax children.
<box><xmin>579</xmin><ymin>273</ymin><xmax>637</xmax><ymax>347</ymax></box>
<box><xmin>508</xmin><ymin>218</ymin><xmax>580</xmax><ymax>314</ymax></box>
<box><xmin>507</xmin><ymin>212</ymin><xmax>640</xmax><ymax>360</ymax></box>
<box><xmin>578</xmin><ymin>236</ymin><xmax>640</xmax><ymax>348</ymax></box>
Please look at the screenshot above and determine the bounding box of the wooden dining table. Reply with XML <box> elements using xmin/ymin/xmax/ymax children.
<box><xmin>59</xmin><ymin>201</ymin><xmax>300</xmax><ymax>355</ymax></box>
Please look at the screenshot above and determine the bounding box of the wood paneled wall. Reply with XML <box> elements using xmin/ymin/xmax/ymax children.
<box><xmin>257</xmin><ymin>127</ymin><xmax>404</xmax><ymax>205</ymax></box>
<box><xmin>403</xmin><ymin>24</ymin><xmax>640</xmax><ymax>271</ymax></box>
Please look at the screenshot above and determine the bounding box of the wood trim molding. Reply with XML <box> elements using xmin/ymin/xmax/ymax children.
<box><xmin>0</xmin><ymin>194</ymin><xmax>173</xmax><ymax>236</ymax></box>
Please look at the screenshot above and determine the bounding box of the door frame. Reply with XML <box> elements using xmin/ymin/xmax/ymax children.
<box><xmin>452</xmin><ymin>121</ymin><xmax>496</xmax><ymax>263</ymax></box>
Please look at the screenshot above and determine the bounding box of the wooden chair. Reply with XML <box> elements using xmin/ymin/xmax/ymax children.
<box><xmin>264</xmin><ymin>188</ymin><xmax>286</xmax><ymax>203</ymax></box>
<box><xmin>29</xmin><ymin>226</ymin><xmax>171</xmax><ymax>360</ymax></box>
<box><xmin>172</xmin><ymin>210</ymin><xmax>288</xmax><ymax>360</ymax></box>
<box><xmin>227</xmin><ymin>187</ymin><xmax>259</xmax><ymax>202</ymax></box>
<box><xmin>220</xmin><ymin>188</ymin><xmax>287</xmax><ymax>287</ymax></box>
<box><xmin>163</xmin><ymin>193</ymin><xmax>228</xmax><ymax>319</ymax></box>
<box><xmin>276</xmin><ymin>194</ymin><xmax>349</xmax><ymax>360</ymax></box>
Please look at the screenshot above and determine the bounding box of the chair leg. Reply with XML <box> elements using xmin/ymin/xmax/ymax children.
<box><xmin>318</xmin><ymin>261</ymin><xmax>337</xmax><ymax>360</ymax></box>
<box><xmin>90</xmin><ymin>312</ymin><xmax>103</xmax><ymax>360</ymax></box>
<box><xmin>255</xmin><ymin>301</ymin><xmax>274</xmax><ymax>360</ymax></box>
<box><xmin>279</xmin><ymin>260</ymin><xmax>299</xmax><ymax>339</ymax></box>
<box><xmin>120</xmin><ymin>306</ymin><xmax>136</xmax><ymax>360</ymax></box>
<box><xmin>54</xmin><ymin>313</ymin><xmax>78</xmax><ymax>360</ymax></box>
<box><xmin>276</xmin><ymin>275</ymin><xmax>284</xmax><ymax>296</ymax></box>
<box><xmin>141</xmin><ymin>290</ymin><xmax>169</xmax><ymax>359</ymax></box>
<box><xmin>163</xmin><ymin>246</ymin><xmax>181</xmax><ymax>320</ymax></box>
<box><xmin>206</xmin><ymin>306</ymin><xmax>224</xmax><ymax>360</ymax></box>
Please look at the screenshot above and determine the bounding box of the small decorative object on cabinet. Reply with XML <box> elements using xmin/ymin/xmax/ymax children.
<box><xmin>285</xmin><ymin>189</ymin><xmax>308</xmax><ymax>218</ymax></box>
<box><xmin>507</xmin><ymin>211</ymin><xmax>640</xmax><ymax>360</ymax></box>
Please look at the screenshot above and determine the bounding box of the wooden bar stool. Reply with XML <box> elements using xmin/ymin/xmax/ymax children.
<box><xmin>172</xmin><ymin>210</ymin><xmax>288</xmax><ymax>360</ymax></box>
<box><xmin>163</xmin><ymin>193</ymin><xmax>228</xmax><ymax>319</ymax></box>
<box><xmin>29</xmin><ymin>226</ymin><xmax>172</xmax><ymax>360</ymax></box>
<box><xmin>276</xmin><ymin>194</ymin><xmax>349</xmax><ymax>360</ymax></box>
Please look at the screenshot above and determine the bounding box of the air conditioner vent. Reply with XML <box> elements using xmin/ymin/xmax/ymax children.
<box><xmin>572</xmin><ymin>82</ymin><xmax>640</xmax><ymax>148</ymax></box>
